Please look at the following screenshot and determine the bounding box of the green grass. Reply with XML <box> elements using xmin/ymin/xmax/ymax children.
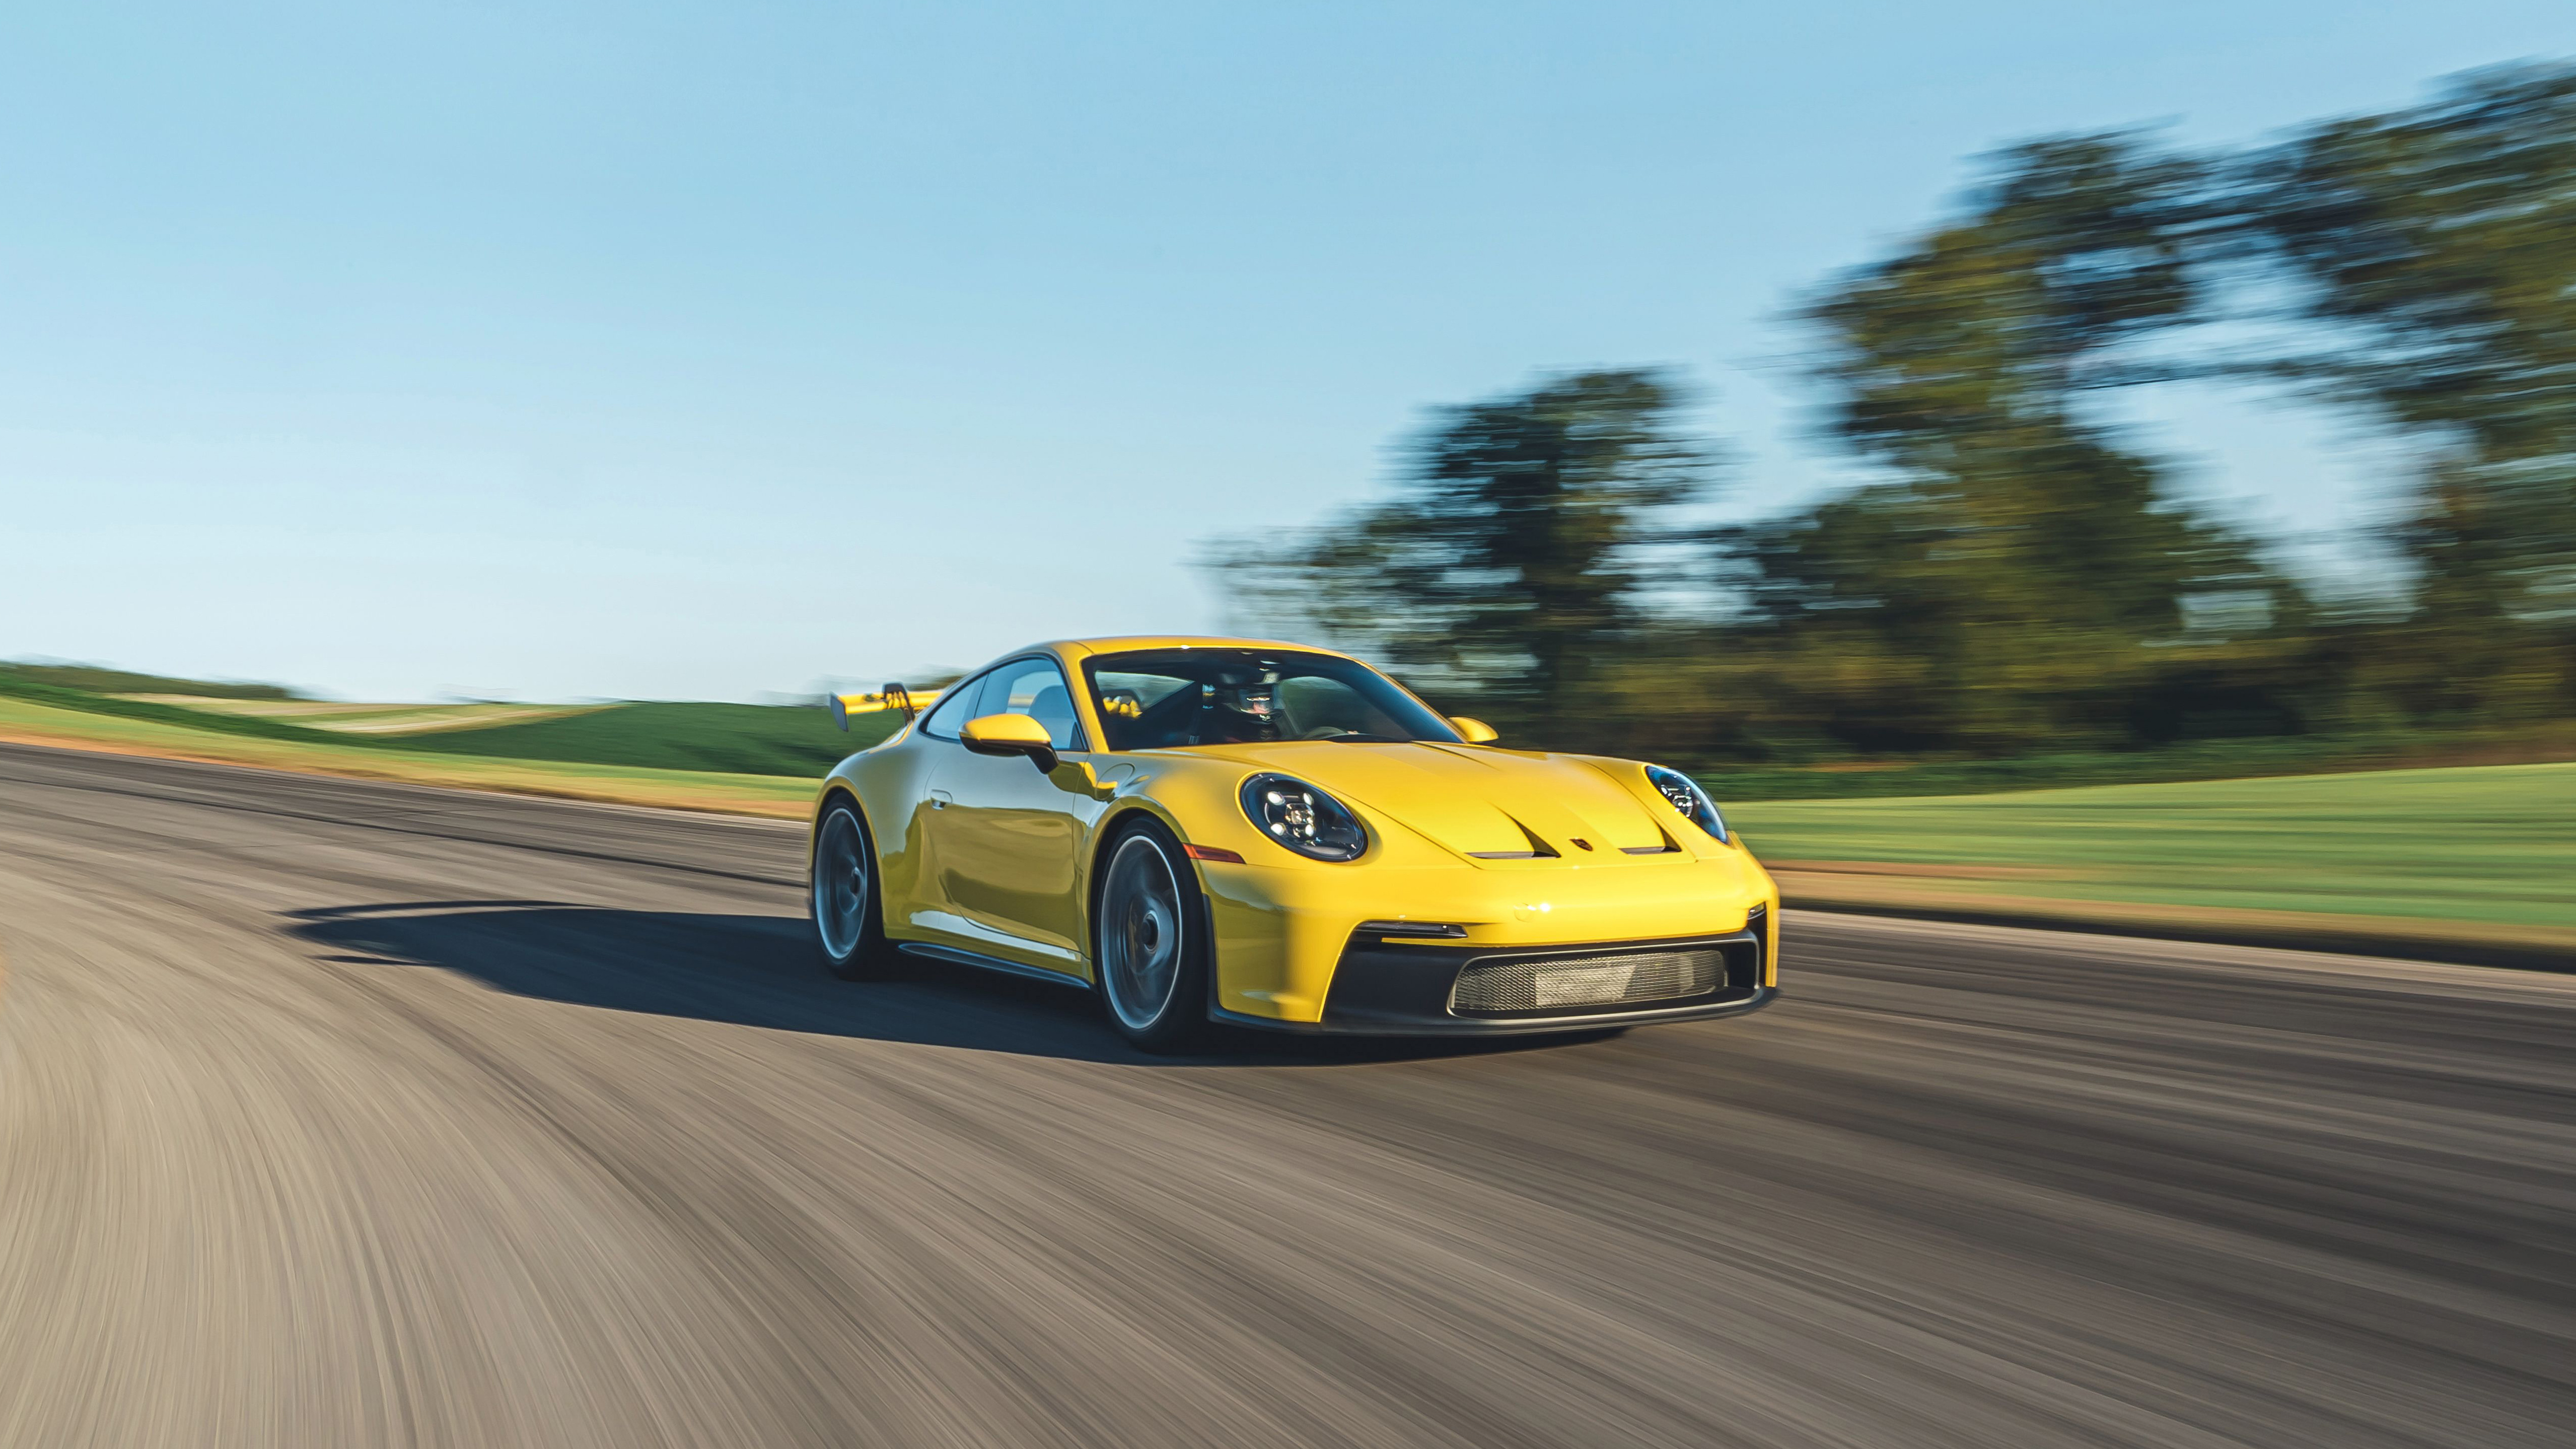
<box><xmin>399</xmin><ymin>701</ymin><xmax>902</xmax><ymax>774</ymax></box>
<box><xmin>0</xmin><ymin>695</ymin><xmax>819</xmax><ymax>816</ymax></box>
<box><xmin>1730</xmin><ymin>763</ymin><xmax>2576</xmax><ymax>934</ymax></box>
<box><xmin>116</xmin><ymin>698</ymin><xmax>600</xmax><ymax>734</ymax></box>
<box><xmin>1691</xmin><ymin>726</ymin><xmax>2576</xmax><ymax>800</ymax></box>
<box><xmin>0</xmin><ymin>660</ymin><xmax>301</xmax><ymax>700</ymax></box>
<box><xmin>0</xmin><ymin>675</ymin><xmax>375</xmax><ymax>745</ymax></box>
<box><xmin>0</xmin><ymin>671</ymin><xmax>893</xmax><ymax>813</ymax></box>
<box><xmin>7</xmin><ymin>663</ymin><xmax>2567</xmax><ymax>956</ymax></box>
<box><xmin>0</xmin><ymin>671</ymin><xmax>901</xmax><ymax>776</ymax></box>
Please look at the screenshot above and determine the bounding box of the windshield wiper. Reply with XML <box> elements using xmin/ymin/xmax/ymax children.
<box><xmin>1322</xmin><ymin>732</ymin><xmax>1410</xmax><ymax>743</ymax></box>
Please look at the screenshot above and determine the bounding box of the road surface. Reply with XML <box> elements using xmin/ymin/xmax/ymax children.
<box><xmin>1</xmin><ymin>741</ymin><xmax>2569</xmax><ymax>1447</ymax></box>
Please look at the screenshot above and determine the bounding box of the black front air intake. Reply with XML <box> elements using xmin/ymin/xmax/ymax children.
<box><xmin>1448</xmin><ymin>947</ymin><xmax>1725</xmax><ymax>1014</ymax></box>
<box><xmin>1320</xmin><ymin>927</ymin><xmax>1767</xmax><ymax>1031</ymax></box>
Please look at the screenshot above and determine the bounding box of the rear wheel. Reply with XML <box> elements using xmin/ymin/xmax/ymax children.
<box><xmin>1094</xmin><ymin>822</ymin><xmax>1209</xmax><ymax>1053</ymax></box>
<box><xmin>811</xmin><ymin>798</ymin><xmax>888</xmax><ymax>980</ymax></box>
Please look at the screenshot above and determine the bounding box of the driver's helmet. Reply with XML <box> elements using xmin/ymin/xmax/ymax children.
<box><xmin>1207</xmin><ymin>667</ymin><xmax>1278</xmax><ymax>720</ymax></box>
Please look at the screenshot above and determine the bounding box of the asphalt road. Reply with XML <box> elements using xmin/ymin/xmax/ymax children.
<box><xmin>1</xmin><ymin>741</ymin><xmax>2569</xmax><ymax>1448</ymax></box>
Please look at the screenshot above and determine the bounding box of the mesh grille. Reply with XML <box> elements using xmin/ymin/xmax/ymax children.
<box><xmin>1450</xmin><ymin>948</ymin><xmax>1724</xmax><ymax>1014</ymax></box>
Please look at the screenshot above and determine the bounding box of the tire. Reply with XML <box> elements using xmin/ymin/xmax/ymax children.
<box><xmin>811</xmin><ymin>797</ymin><xmax>890</xmax><ymax>980</ymax></box>
<box><xmin>1093</xmin><ymin>820</ymin><xmax>1211</xmax><ymax>1053</ymax></box>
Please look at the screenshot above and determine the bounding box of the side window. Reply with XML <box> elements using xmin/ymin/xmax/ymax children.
<box><xmin>916</xmin><ymin>673</ymin><xmax>990</xmax><ymax>740</ymax></box>
<box><xmin>1088</xmin><ymin>668</ymin><xmax>1199</xmax><ymax>749</ymax></box>
<box><xmin>980</xmin><ymin>658</ymin><xmax>1086</xmax><ymax>750</ymax></box>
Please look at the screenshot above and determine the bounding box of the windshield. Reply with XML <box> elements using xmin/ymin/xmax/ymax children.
<box><xmin>1082</xmin><ymin>649</ymin><xmax>1462</xmax><ymax>751</ymax></box>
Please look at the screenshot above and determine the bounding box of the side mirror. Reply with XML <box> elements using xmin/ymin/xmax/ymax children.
<box><xmin>1450</xmin><ymin>716</ymin><xmax>1498</xmax><ymax>743</ymax></box>
<box><xmin>960</xmin><ymin>713</ymin><xmax>1059</xmax><ymax>772</ymax></box>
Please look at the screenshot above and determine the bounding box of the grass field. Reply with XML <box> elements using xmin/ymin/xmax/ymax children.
<box><xmin>3</xmin><ymin>666</ymin><xmax>899</xmax><ymax>777</ymax></box>
<box><xmin>402</xmin><ymin>700</ymin><xmax>899</xmax><ymax>774</ymax></box>
<box><xmin>112</xmin><ymin>694</ymin><xmax>897</xmax><ymax>769</ymax></box>
<box><xmin>115</xmin><ymin>698</ymin><xmax>600</xmax><ymax>733</ymax></box>
<box><xmin>1733</xmin><ymin>763</ymin><xmax>2576</xmax><ymax>962</ymax></box>
<box><xmin>0</xmin><ymin>696</ymin><xmax>818</xmax><ymax>816</ymax></box>
<box><xmin>1681</xmin><ymin>724</ymin><xmax>2576</xmax><ymax>799</ymax></box>
<box><xmin>5</xmin><ymin>666</ymin><xmax>2567</xmax><ymax>964</ymax></box>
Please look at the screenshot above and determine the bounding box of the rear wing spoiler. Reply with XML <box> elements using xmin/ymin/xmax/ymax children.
<box><xmin>830</xmin><ymin>683</ymin><xmax>944</xmax><ymax>732</ymax></box>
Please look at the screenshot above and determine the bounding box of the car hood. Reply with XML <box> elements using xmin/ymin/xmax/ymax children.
<box><xmin>1190</xmin><ymin>741</ymin><xmax>1679</xmax><ymax>861</ymax></box>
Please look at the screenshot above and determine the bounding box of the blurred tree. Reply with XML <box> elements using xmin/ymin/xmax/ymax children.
<box><xmin>1203</xmin><ymin>63</ymin><xmax>2574</xmax><ymax>776</ymax></box>
<box><xmin>1206</xmin><ymin>369</ymin><xmax>1715</xmax><ymax>742</ymax></box>
<box><xmin>2250</xmin><ymin>63</ymin><xmax>2576</xmax><ymax>719</ymax></box>
<box><xmin>1752</xmin><ymin>133</ymin><xmax>2296</xmax><ymax>751</ymax></box>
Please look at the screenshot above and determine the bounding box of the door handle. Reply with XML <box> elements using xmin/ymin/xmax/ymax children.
<box><xmin>929</xmin><ymin>790</ymin><xmax>953</xmax><ymax>809</ymax></box>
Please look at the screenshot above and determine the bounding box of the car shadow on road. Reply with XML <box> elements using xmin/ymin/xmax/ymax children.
<box><xmin>283</xmin><ymin>901</ymin><xmax>1602</xmax><ymax>1067</ymax></box>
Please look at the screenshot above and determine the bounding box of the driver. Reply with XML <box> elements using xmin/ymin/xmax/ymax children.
<box><xmin>1197</xmin><ymin>669</ymin><xmax>1281</xmax><ymax>744</ymax></box>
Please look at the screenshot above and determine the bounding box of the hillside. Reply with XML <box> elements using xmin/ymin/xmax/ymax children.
<box><xmin>403</xmin><ymin>701</ymin><xmax>903</xmax><ymax>776</ymax></box>
<box><xmin>1</xmin><ymin>661</ymin><xmax>303</xmax><ymax>700</ymax></box>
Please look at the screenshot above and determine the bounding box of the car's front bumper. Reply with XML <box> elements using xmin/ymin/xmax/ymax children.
<box><xmin>1196</xmin><ymin>850</ymin><xmax>1780</xmax><ymax>1029</ymax></box>
<box><xmin>1293</xmin><ymin>921</ymin><xmax>1775</xmax><ymax>1034</ymax></box>
<box><xmin>1216</xmin><ymin>986</ymin><xmax>1777</xmax><ymax>1035</ymax></box>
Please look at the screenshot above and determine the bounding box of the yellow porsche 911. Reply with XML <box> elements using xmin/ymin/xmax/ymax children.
<box><xmin>811</xmin><ymin>636</ymin><xmax>1777</xmax><ymax>1051</ymax></box>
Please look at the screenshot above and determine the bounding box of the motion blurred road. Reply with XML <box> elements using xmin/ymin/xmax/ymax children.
<box><xmin>1</xmin><ymin>742</ymin><xmax>2569</xmax><ymax>1448</ymax></box>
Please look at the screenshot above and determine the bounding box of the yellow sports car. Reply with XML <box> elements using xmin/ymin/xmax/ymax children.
<box><xmin>811</xmin><ymin>636</ymin><xmax>1778</xmax><ymax>1050</ymax></box>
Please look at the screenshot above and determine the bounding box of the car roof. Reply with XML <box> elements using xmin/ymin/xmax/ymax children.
<box><xmin>1016</xmin><ymin>636</ymin><xmax>1362</xmax><ymax>664</ymax></box>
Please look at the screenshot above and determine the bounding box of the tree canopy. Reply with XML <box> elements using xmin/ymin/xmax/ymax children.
<box><xmin>1209</xmin><ymin>61</ymin><xmax>2576</xmax><ymax>765</ymax></box>
<box><xmin>1206</xmin><ymin>369</ymin><xmax>1714</xmax><ymax>744</ymax></box>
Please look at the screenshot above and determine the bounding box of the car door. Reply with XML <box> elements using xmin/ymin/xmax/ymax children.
<box><xmin>922</xmin><ymin>655</ymin><xmax>1100</xmax><ymax>970</ymax></box>
<box><xmin>885</xmin><ymin>669</ymin><xmax>995</xmax><ymax>933</ymax></box>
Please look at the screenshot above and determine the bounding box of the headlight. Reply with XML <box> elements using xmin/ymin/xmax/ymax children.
<box><xmin>1644</xmin><ymin>765</ymin><xmax>1729</xmax><ymax>843</ymax></box>
<box><xmin>1239</xmin><ymin>774</ymin><xmax>1368</xmax><ymax>862</ymax></box>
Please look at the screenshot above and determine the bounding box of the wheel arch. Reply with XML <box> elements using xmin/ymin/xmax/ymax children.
<box><xmin>1084</xmin><ymin>803</ymin><xmax>1219</xmax><ymax>1032</ymax></box>
<box><xmin>1081</xmin><ymin>798</ymin><xmax>1221</xmax><ymax>967</ymax></box>
<box><xmin>808</xmin><ymin>780</ymin><xmax>872</xmax><ymax>859</ymax></box>
<box><xmin>1083</xmin><ymin>800</ymin><xmax>1181</xmax><ymax>929</ymax></box>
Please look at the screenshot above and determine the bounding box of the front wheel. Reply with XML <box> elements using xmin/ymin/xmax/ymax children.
<box><xmin>1094</xmin><ymin>823</ymin><xmax>1210</xmax><ymax>1053</ymax></box>
<box><xmin>812</xmin><ymin>798</ymin><xmax>889</xmax><ymax>980</ymax></box>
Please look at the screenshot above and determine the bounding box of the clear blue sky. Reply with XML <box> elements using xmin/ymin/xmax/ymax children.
<box><xmin>6</xmin><ymin>2</ymin><xmax>2570</xmax><ymax>701</ymax></box>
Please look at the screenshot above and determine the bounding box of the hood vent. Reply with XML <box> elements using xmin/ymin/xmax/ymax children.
<box><xmin>1465</xmin><ymin>814</ymin><xmax>1560</xmax><ymax>860</ymax></box>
